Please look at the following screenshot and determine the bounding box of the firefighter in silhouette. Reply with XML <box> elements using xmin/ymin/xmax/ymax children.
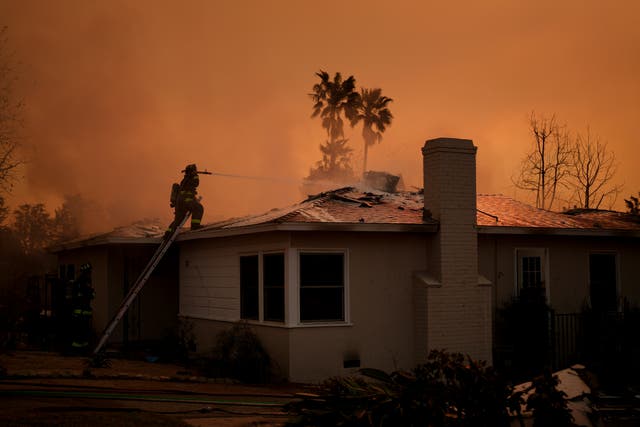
<box><xmin>70</xmin><ymin>262</ymin><xmax>94</xmax><ymax>353</ymax></box>
<box><xmin>166</xmin><ymin>163</ymin><xmax>204</xmax><ymax>238</ymax></box>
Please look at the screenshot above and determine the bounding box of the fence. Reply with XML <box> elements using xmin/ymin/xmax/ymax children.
<box><xmin>552</xmin><ymin>312</ymin><xmax>584</xmax><ymax>370</ymax></box>
<box><xmin>495</xmin><ymin>307</ymin><xmax>640</xmax><ymax>381</ymax></box>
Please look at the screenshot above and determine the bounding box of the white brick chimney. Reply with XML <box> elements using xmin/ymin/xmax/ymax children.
<box><xmin>414</xmin><ymin>137</ymin><xmax>492</xmax><ymax>365</ymax></box>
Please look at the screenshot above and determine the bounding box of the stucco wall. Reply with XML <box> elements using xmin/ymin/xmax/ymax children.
<box><xmin>289</xmin><ymin>231</ymin><xmax>428</xmax><ymax>382</ymax></box>
<box><xmin>478</xmin><ymin>233</ymin><xmax>640</xmax><ymax>313</ymax></box>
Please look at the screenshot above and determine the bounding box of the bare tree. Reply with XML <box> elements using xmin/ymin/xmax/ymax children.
<box><xmin>0</xmin><ymin>26</ymin><xmax>24</xmax><ymax>193</ymax></box>
<box><xmin>513</xmin><ymin>112</ymin><xmax>572</xmax><ymax>210</ymax></box>
<box><xmin>568</xmin><ymin>128</ymin><xmax>621</xmax><ymax>209</ymax></box>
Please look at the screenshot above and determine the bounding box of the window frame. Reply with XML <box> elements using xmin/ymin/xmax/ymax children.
<box><xmin>297</xmin><ymin>249</ymin><xmax>349</xmax><ymax>326</ymax></box>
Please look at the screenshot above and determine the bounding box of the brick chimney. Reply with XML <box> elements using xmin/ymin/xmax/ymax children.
<box><xmin>414</xmin><ymin>137</ymin><xmax>492</xmax><ymax>364</ymax></box>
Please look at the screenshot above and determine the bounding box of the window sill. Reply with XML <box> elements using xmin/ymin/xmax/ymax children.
<box><xmin>294</xmin><ymin>321</ymin><xmax>353</xmax><ymax>328</ymax></box>
<box><xmin>243</xmin><ymin>320</ymin><xmax>354</xmax><ymax>329</ymax></box>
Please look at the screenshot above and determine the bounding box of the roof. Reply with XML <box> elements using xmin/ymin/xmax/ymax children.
<box><xmin>49</xmin><ymin>218</ymin><xmax>164</xmax><ymax>252</ymax></box>
<box><xmin>477</xmin><ymin>194</ymin><xmax>640</xmax><ymax>234</ymax></box>
<box><xmin>181</xmin><ymin>187</ymin><xmax>437</xmax><ymax>240</ymax></box>
<box><xmin>53</xmin><ymin>188</ymin><xmax>640</xmax><ymax>250</ymax></box>
<box><xmin>183</xmin><ymin>187</ymin><xmax>640</xmax><ymax>240</ymax></box>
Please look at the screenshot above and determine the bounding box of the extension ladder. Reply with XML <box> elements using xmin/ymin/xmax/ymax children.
<box><xmin>92</xmin><ymin>214</ymin><xmax>189</xmax><ymax>355</ymax></box>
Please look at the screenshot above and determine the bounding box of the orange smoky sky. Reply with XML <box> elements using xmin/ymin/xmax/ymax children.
<box><xmin>1</xmin><ymin>0</ymin><xmax>639</xmax><ymax>233</ymax></box>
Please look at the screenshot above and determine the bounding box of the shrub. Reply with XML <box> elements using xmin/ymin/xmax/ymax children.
<box><xmin>286</xmin><ymin>350</ymin><xmax>514</xmax><ymax>427</ymax></box>
<box><xmin>212</xmin><ymin>321</ymin><xmax>271</xmax><ymax>383</ymax></box>
<box><xmin>525</xmin><ymin>369</ymin><xmax>573</xmax><ymax>427</ymax></box>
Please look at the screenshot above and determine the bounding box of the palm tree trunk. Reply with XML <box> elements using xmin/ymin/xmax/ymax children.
<box><xmin>362</xmin><ymin>142</ymin><xmax>369</xmax><ymax>179</ymax></box>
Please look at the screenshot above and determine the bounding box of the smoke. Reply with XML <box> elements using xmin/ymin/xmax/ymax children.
<box><xmin>1</xmin><ymin>0</ymin><xmax>639</xmax><ymax>233</ymax></box>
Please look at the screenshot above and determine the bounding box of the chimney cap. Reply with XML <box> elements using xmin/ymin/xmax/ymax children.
<box><xmin>422</xmin><ymin>137</ymin><xmax>476</xmax><ymax>155</ymax></box>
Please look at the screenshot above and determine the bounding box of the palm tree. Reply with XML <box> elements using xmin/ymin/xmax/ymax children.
<box><xmin>308</xmin><ymin>71</ymin><xmax>359</xmax><ymax>180</ymax></box>
<box><xmin>353</xmin><ymin>88</ymin><xmax>393</xmax><ymax>177</ymax></box>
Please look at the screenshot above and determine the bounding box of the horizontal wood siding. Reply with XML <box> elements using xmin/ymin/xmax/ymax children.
<box><xmin>179</xmin><ymin>232</ymin><xmax>289</xmax><ymax>321</ymax></box>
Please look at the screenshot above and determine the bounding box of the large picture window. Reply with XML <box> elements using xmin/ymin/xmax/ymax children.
<box><xmin>300</xmin><ymin>252</ymin><xmax>345</xmax><ymax>322</ymax></box>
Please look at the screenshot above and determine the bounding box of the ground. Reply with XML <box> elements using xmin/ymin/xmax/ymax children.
<box><xmin>0</xmin><ymin>351</ymin><xmax>303</xmax><ymax>426</ymax></box>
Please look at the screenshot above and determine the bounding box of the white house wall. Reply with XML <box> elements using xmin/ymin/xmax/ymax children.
<box><xmin>179</xmin><ymin>229</ymin><xmax>430</xmax><ymax>382</ymax></box>
<box><xmin>288</xmin><ymin>231</ymin><xmax>428</xmax><ymax>382</ymax></box>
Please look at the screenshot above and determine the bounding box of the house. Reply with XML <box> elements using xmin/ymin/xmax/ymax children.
<box><xmin>52</xmin><ymin>138</ymin><xmax>640</xmax><ymax>383</ymax></box>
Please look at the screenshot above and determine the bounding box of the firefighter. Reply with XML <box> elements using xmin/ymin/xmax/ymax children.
<box><xmin>70</xmin><ymin>262</ymin><xmax>94</xmax><ymax>353</ymax></box>
<box><xmin>166</xmin><ymin>163</ymin><xmax>204</xmax><ymax>237</ymax></box>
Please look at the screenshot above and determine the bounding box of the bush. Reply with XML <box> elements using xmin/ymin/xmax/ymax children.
<box><xmin>495</xmin><ymin>295</ymin><xmax>553</xmax><ymax>380</ymax></box>
<box><xmin>210</xmin><ymin>321</ymin><xmax>271</xmax><ymax>383</ymax></box>
<box><xmin>525</xmin><ymin>369</ymin><xmax>574</xmax><ymax>427</ymax></box>
<box><xmin>286</xmin><ymin>350</ymin><xmax>515</xmax><ymax>427</ymax></box>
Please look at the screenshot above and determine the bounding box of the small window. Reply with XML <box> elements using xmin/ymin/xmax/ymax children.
<box><xmin>516</xmin><ymin>249</ymin><xmax>547</xmax><ymax>302</ymax></box>
<box><xmin>300</xmin><ymin>252</ymin><xmax>345</xmax><ymax>322</ymax></box>
<box><xmin>240</xmin><ymin>255</ymin><xmax>259</xmax><ymax>320</ymax></box>
<box><xmin>263</xmin><ymin>253</ymin><xmax>285</xmax><ymax>322</ymax></box>
<box><xmin>521</xmin><ymin>256</ymin><xmax>542</xmax><ymax>288</ymax></box>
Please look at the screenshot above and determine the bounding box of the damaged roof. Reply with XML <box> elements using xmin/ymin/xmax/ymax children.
<box><xmin>181</xmin><ymin>187</ymin><xmax>436</xmax><ymax>240</ymax></box>
<box><xmin>53</xmin><ymin>188</ymin><xmax>640</xmax><ymax>250</ymax></box>
<box><xmin>182</xmin><ymin>187</ymin><xmax>640</xmax><ymax>240</ymax></box>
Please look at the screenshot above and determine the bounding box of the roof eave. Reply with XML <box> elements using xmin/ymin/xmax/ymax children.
<box><xmin>478</xmin><ymin>225</ymin><xmax>640</xmax><ymax>238</ymax></box>
<box><xmin>48</xmin><ymin>236</ymin><xmax>162</xmax><ymax>253</ymax></box>
<box><xmin>177</xmin><ymin>221</ymin><xmax>438</xmax><ymax>241</ymax></box>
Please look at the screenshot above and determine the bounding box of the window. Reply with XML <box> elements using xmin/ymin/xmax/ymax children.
<box><xmin>516</xmin><ymin>249</ymin><xmax>547</xmax><ymax>301</ymax></box>
<box><xmin>521</xmin><ymin>256</ymin><xmax>542</xmax><ymax>289</ymax></box>
<box><xmin>240</xmin><ymin>255</ymin><xmax>259</xmax><ymax>320</ymax></box>
<box><xmin>589</xmin><ymin>253</ymin><xmax>617</xmax><ymax>312</ymax></box>
<box><xmin>300</xmin><ymin>252</ymin><xmax>345</xmax><ymax>322</ymax></box>
<box><xmin>263</xmin><ymin>253</ymin><xmax>285</xmax><ymax>322</ymax></box>
<box><xmin>239</xmin><ymin>252</ymin><xmax>285</xmax><ymax>323</ymax></box>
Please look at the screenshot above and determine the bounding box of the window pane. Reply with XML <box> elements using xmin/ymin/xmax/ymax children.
<box><xmin>240</xmin><ymin>255</ymin><xmax>259</xmax><ymax>320</ymax></box>
<box><xmin>300</xmin><ymin>253</ymin><xmax>344</xmax><ymax>287</ymax></box>
<box><xmin>300</xmin><ymin>288</ymin><xmax>344</xmax><ymax>322</ymax></box>
<box><xmin>300</xmin><ymin>253</ymin><xmax>344</xmax><ymax>322</ymax></box>
<box><xmin>263</xmin><ymin>253</ymin><xmax>285</xmax><ymax>322</ymax></box>
<box><xmin>522</xmin><ymin>256</ymin><xmax>542</xmax><ymax>288</ymax></box>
